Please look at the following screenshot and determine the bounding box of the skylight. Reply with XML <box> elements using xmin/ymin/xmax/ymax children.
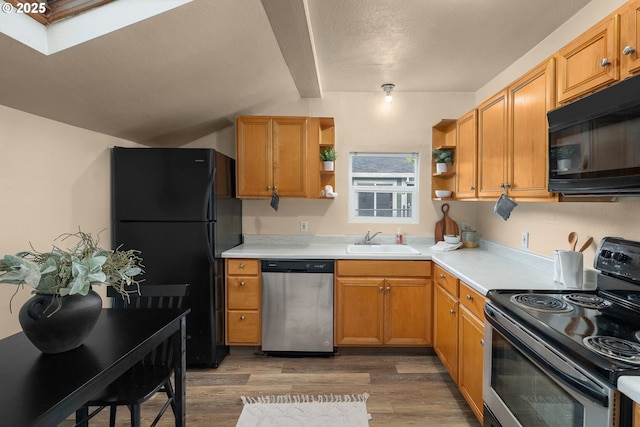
<box><xmin>4</xmin><ymin>0</ymin><xmax>115</xmax><ymax>25</ymax></box>
<box><xmin>0</xmin><ymin>0</ymin><xmax>192</xmax><ymax>55</ymax></box>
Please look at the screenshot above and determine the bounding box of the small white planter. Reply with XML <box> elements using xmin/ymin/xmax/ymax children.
<box><xmin>557</xmin><ymin>159</ymin><xmax>572</xmax><ymax>171</ymax></box>
<box><xmin>323</xmin><ymin>161</ymin><xmax>335</xmax><ymax>171</ymax></box>
<box><xmin>436</xmin><ymin>163</ymin><xmax>449</xmax><ymax>174</ymax></box>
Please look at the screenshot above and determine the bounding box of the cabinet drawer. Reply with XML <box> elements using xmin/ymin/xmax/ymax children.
<box><xmin>460</xmin><ymin>281</ymin><xmax>486</xmax><ymax>320</ymax></box>
<box><xmin>337</xmin><ymin>260</ymin><xmax>431</xmax><ymax>278</ymax></box>
<box><xmin>227</xmin><ymin>259</ymin><xmax>260</xmax><ymax>276</ymax></box>
<box><xmin>227</xmin><ymin>310</ymin><xmax>260</xmax><ymax>344</ymax></box>
<box><xmin>227</xmin><ymin>276</ymin><xmax>260</xmax><ymax>309</ymax></box>
<box><xmin>434</xmin><ymin>264</ymin><xmax>458</xmax><ymax>297</ymax></box>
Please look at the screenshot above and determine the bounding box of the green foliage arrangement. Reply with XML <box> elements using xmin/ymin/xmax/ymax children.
<box><xmin>0</xmin><ymin>229</ymin><xmax>144</xmax><ymax>313</ymax></box>
<box><xmin>432</xmin><ymin>149</ymin><xmax>454</xmax><ymax>164</ymax></box>
<box><xmin>320</xmin><ymin>147</ymin><xmax>337</xmax><ymax>161</ymax></box>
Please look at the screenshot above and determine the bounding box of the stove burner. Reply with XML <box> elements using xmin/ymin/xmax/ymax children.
<box><xmin>583</xmin><ymin>336</ymin><xmax>640</xmax><ymax>365</ymax></box>
<box><xmin>562</xmin><ymin>293</ymin><xmax>611</xmax><ymax>309</ymax></box>
<box><xmin>510</xmin><ymin>293</ymin><xmax>573</xmax><ymax>313</ymax></box>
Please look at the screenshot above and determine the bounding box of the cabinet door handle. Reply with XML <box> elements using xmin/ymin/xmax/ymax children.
<box><xmin>386</xmin><ymin>287</ymin><xmax>391</xmax><ymax>292</ymax></box>
<box><xmin>239</xmin><ymin>281</ymin><xmax>245</xmax><ymax>287</ymax></box>
<box><xmin>470</xmin><ymin>186</ymin><xmax>475</xmax><ymax>191</ymax></box>
<box><xmin>480</xmin><ymin>339</ymin><xmax>485</xmax><ymax>346</ymax></box>
<box><xmin>379</xmin><ymin>286</ymin><xmax>384</xmax><ymax>291</ymax></box>
<box><xmin>267</xmin><ymin>186</ymin><xmax>272</xmax><ymax>190</ymax></box>
<box><xmin>466</xmin><ymin>294</ymin><xmax>473</xmax><ymax>301</ymax></box>
<box><xmin>600</xmin><ymin>58</ymin><xmax>611</xmax><ymax>67</ymax></box>
<box><xmin>449</xmin><ymin>309</ymin><xmax>456</xmax><ymax>315</ymax></box>
<box><xmin>240</xmin><ymin>315</ymin><xmax>246</xmax><ymax>321</ymax></box>
<box><xmin>623</xmin><ymin>45</ymin><xmax>636</xmax><ymax>55</ymax></box>
<box><xmin>439</xmin><ymin>274</ymin><xmax>445</xmax><ymax>279</ymax></box>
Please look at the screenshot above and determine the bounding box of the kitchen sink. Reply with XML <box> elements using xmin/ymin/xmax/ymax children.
<box><xmin>346</xmin><ymin>244</ymin><xmax>420</xmax><ymax>254</ymax></box>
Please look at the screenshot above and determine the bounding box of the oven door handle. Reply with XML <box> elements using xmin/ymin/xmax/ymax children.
<box><xmin>488</xmin><ymin>312</ymin><xmax>609</xmax><ymax>407</ymax></box>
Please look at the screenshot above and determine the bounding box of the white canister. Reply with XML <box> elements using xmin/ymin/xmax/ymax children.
<box><xmin>557</xmin><ymin>250</ymin><xmax>584</xmax><ymax>289</ymax></box>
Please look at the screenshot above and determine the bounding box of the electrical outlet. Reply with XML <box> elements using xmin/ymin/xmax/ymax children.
<box><xmin>300</xmin><ymin>220</ymin><xmax>309</xmax><ymax>233</ymax></box>
<box><xmin>522</xmin><ymin>232</ymin><xmax>529</xmax><ymax>249</ymax></box>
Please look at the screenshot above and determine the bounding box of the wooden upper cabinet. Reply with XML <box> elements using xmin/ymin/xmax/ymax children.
<box><xmin>507</xmin><ymin>58</ymin><xmax>557</xmax><ymax>200</ymax></box>
<box><xmin>455</xmin><ymin>109</ymin><xmax>478</xmax><ymax>200</ymax></box>
<box><xmin>236</xmin><ymin>116</ymin><xmax>308</xmax><ymax>198</ymax></box>
<box><xmin>622</xmin><ymin>0</ymin><xmax>640</xmax><ymax>76</ymax></box>
<box><xmin>477</xmin><ymin>90</ymin><xmax>508</xmax><ymax>199</ymax></box>
<box><xmin>557</xmin><ymin>14</ymin><xmax>621</xmax><ymax>104</ymax></box>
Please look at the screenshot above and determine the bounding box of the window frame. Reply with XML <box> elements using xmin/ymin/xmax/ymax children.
<box><xmin>348</xmin><ymin>152</ymin><xmax>419</xmax><ymax>224</ymax></box>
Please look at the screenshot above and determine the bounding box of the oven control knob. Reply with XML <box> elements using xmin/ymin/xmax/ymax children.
<box><xmin>612</xmin><ymin>252</ymin><xmax>629</xmax><ymax>262</ymax></box>
<box><xmin>601</xmin><ymin>250</ymin><xmax>613</xmax><ymax>258</ymax></box>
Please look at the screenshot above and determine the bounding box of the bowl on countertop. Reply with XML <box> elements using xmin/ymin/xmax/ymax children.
<box><xmin>435</xmin><ymin>190</ymin><xmax>452</xmax><ymax>198</ymax></box>
<box><xmin>444</xmin><ymin>234</ymin><xmax>461</xmax><ymax>244</ymax></box>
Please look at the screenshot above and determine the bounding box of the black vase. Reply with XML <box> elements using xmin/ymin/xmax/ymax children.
<box><xmin>19</xmin><ymin>289</ymin><xmax>102</xmax><ymax>354</ymax></box>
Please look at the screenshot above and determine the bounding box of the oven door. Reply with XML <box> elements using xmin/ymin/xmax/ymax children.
<box><xmin>483</xmin><ymin>303</ymin><xmax>618</xmax><ymax>427</ymax></box>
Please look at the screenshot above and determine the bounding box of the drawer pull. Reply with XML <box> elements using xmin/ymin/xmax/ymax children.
<box><xmin>239</xmin><ymin>281</ymin><xmax>245</xmax><ymax>287</ymax></box>
<box><xmin>466</xmin><ymin>294</ymin><xmax>473</xmax><ymax>301</ymax></box>
<box><xmin>439</xmin><ymin>274</ymin><xmax>445</xmax><ymax>279</ymax></box>
<box><xmin>600</xmin><ymin>57</ymin><xmax>611</xmax><ymax>67</ymax></box>
<box><xmin>240</xmin><ymin>315</ymin><xmax>246</xmax><ymax>321</ymax></box>
<box><xmin>239</xmin><ymin>263</ymin><xmax>245</xmax><ymax>268</ymax></box>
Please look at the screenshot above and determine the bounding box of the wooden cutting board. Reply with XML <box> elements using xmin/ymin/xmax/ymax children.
<box><xmin>435</xmin><ymin>203</ymin><xmax>460</xmax><ymax>242</ymax></box>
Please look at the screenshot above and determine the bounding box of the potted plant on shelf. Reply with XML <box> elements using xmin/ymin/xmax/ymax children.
<box><xmin>320</xmin><ymin>147</ymin><xmax>337</xmax><ymax>171</ymax></box>
<box><xmin>553</xmin><ymin>145</ymin><xmax>577</xmax><ymax>171</ymax></box>
<box><xmin>0</xmin><ymin>229</ymin><xmax>144</xmax><ymax>353</ymax></box>
<box><xmin>432</xmin><ymin>149</ymin><xmax>454</xmax><ymax>174</ymax></box>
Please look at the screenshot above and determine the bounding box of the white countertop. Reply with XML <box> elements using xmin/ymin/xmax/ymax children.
<box><xmin>618</xmin><ymin>376</ymin><xmax>640</xmax><ymax>404</ymax></box>
<box><xmin>222</xmin><ymin>235</ymin><xmax>580</xmax><ymax>295</ymax></box>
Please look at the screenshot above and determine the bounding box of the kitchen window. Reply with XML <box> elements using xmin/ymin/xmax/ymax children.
<box><xmin>348</xmin><ymin>152</ymin><xmax>418</xmax><ymax>224</ymax></box>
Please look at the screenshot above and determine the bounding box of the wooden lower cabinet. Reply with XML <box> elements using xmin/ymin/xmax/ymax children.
<box><xmin>335</xmin><ymin>260</ymin><xmax>432</xmax><ymax>346</ymax></box>
<box><xmin>434</xmin><ymin>283</ymin><xmax>459</xmax><ymax>380</ymax></box>
<box><xmin>458</xmin><ymin>304</ymin><xmax>485</xmax><ymax>422</ymax></box>
<box><xmin>225</xmin><ymin>259</ymin><xmax>261</xmax><ymax>345</ymax></box>
<box><xmin>433</xmin><ymin>263</ymin><xmax>486</xmax><ymax>425</ymax></box>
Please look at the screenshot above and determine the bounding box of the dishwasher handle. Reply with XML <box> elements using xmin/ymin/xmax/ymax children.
<box><xmin>261</xmin><ymin>259</ymin><xmax>334</xmax><ymax>273</ymax></box>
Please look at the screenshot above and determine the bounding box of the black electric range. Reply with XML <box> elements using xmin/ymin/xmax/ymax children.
<box><xmin>487</xmin><ymin>237</ymin><xmax>640</xmax><ymax>386</ymax></box>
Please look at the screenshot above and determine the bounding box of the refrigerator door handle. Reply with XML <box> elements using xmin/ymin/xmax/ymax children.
<box><xmin>204</xmin><ymin>222</ymin><xmax>216</xmax><ymax>265</ymax></box>
<box><xmin>203</xmin><ymin>165</ymin><xmax>216</xmax><ymax>222</ymax></box>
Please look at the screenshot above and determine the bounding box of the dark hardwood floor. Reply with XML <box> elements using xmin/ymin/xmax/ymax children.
<box><xmin>65</xmin><ymin>347</ymin><xmax>480</xmax><ymax>426</ymax></box>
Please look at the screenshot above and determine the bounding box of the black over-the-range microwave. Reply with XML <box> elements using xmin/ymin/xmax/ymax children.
<box><xmin>547</xmin><ymin>72</ymin><xmax>640</xmax><ymax>196</ymax></box>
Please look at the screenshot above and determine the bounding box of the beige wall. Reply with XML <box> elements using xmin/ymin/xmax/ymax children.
<box><xmin>0</xmin><ymin>106</ymin><xmax>142</xmax><ymax>338</ymax></box>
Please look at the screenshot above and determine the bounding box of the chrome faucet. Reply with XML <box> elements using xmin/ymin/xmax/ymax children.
<box><xmin>363</xmin><ymin>229</ymin><xmax>382</xmax><ymax>245</ymax></box>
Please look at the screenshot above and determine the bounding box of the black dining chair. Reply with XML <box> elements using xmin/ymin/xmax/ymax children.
<box><xmin>75</xmin><ymin>283</ymin><xmax>190</xmax><ymax>427</ymax></box>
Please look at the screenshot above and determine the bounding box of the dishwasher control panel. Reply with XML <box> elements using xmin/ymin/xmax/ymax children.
<box><xmin>261</xmin><ymin>259</ymin><xmax>334</xmax><ymax>273</ymax></box>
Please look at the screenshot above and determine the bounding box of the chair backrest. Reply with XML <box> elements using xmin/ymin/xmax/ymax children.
<box><xmin>107</xmin><ymin>284</ymin><xmax>189</xmax><ymax>310</ymax></box>
<box><xmin>106</xmin><ymin>284</ymin><xmax>190</xmax><ymax>366</ymax></box>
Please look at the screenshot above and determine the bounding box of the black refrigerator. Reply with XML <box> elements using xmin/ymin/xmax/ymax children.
<box><xmin>111</xmin><ymin>147</ymin><xmax>242</xmax><ymax>367</ymax></box>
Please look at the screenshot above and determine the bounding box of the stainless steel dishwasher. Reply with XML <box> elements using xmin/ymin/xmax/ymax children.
<box><xmin>261</xmin><ymin>259</ymin><xmax>334</xmax><ymax>356</ymax></box>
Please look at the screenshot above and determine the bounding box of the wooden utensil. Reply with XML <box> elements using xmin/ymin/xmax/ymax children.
<box><xmin>568</xmin><ymin>232</ymin><xmax>578</xmax><ymax>251</ymax></box>
<box><xmin>435</xmin><ymin>203</ymin><xmax>459</xmax><ymax>242</ymax></box>
<box><xmin>579</xmin><ymin>237</ymin><xmax>593</xmax><ymax>253</ymax></box>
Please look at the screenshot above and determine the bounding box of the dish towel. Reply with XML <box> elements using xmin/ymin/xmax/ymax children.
<box><xmin>431</xmin><ymin>241</ymin><xmax>463</xmax><ymax>251</ymax></box>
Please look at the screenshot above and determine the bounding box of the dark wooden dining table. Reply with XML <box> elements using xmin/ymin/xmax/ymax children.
<box><xmin>0</xmin><ymin>307</ymin><xmax>190</xmax><ymax>427</ymax></box>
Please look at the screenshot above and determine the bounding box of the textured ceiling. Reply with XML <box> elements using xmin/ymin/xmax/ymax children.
<box><xmin>0</xmin><ymin>0</ymin><xmax>592</xmax><ymax>144</ymax></box>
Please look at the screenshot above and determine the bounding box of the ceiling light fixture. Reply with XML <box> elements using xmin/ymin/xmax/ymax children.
<box><xmin>381</xmin><ymin>83</ymin><xmax>395</xmax><ymax>103</ymax></box>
